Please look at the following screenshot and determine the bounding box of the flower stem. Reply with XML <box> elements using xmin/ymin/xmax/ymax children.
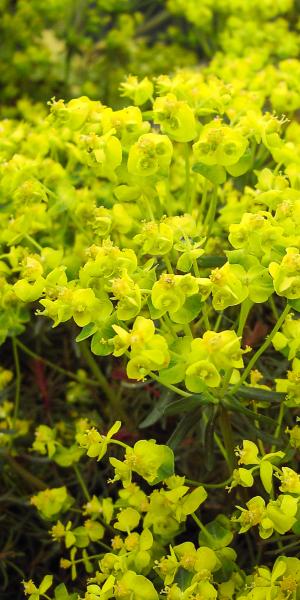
<box><xmin>15</xmin><ymin>338</ymin><xmax>99</xmax><ymax>388</ymax></box>
<box><xmin>4</xmin><ymin>453</ymin><xmax>47</xmax><ymax>490</ymax></box>
<box><xmin>238</xmin><ymin>298</ymin><xmax>252</xmax><ymax>337</ymax></box>
<box><xmin>204</xmin><ymin>184</ymin><xmax>218</xmax><ymax>242</ymax></box>
<box><xmin>186</xmin><ymin>476</ymin><xmax>232</xmax><ymax>488</ymax></box>
<box><xmin>191</xmin><ymin>512</ymin><xmax>214</xmax><ymax>543</ymax></box>
<box><xmin>79</xmin><ymin>340</ymin><xmax>131</xmax><ymax>427</ymax></box>
<box><xmin>25</xmin><ymin>234</ymin><xmax>43</xmax><ymax>252</ymax></box>
<box><xmin>271</xmin><ymin>402</ymin><xmax>285</xmax><ymax>453</ymax></box>
<box><xmin>12</xmin><ymin>337</ymin><xmax>21</xmax><ymax>426</ymax></box>
<box><xmin>164</xmin><ymin>255</ymin><xmax>174</xmax><ymax>274</ymax></box>
<box><xmin>229</xmin><ymin>302</ymin><xmax>290</xmax><ymax>396</ymax></box>
<box><xmin>218</xmin><ymin>406</ymin><xmax>235</xmax><ymax>474</ymax></box>
<box><xmin>202</xmin><ymin>302</ymin><xmax>211</xmax><ymax>331</ymax></box>
<box><xmin>149</xmin><ymin>371</ymin><xmax>192</xmax><ymax>397</ymax></box>
<box><xmin>73</xmin><ymin>464</ymin><xmax>91</xmax><ymax>502</ymax></box>
<box><xmin>184</xmin><ymin>143</ymin><xmax>191</xmax><ymax>212</ymax></box>
<box><xmin>269</xmin><ymin>295</ymin><xmax>279</xmax><ymax>321</ymax></box>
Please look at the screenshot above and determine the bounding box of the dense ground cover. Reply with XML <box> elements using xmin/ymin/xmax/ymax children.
<box><xmin>0</xmin><ymin>1</ymin><xmax>300</xmax><ymax>599</ymax></box>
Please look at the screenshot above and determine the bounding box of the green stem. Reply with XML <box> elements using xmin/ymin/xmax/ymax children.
<box><xmin>4</xmin><ymin>454</ymin><xmax>47</xmax><ymax>490</ymax></box>
<box><xmin>202</xmin><ymin>410</ymin><xmax>227</xmax><ymax>461</ymax></box>
<box><xmin>5</xmin><ymin>560</ymin><xmax>25</xmax><ymax>579</ymax></box>
<box><xmin>237</xmin><ymin>298</ymin><xmax>252</xmax><ymax>337</ymax></box>
<box><xmin>184</xmin><ymin>143</ymin><xmax>191</xmax><ymax>212</ymax></box>
<box><xmin>214</xmin><ymin>311</ymin><xmax>223</xmax><ymax>332</ymax></box>
<box><xmin>149</xmin><ymin>372</ymin><xmax>192</xmax><ymax>398</ymax></box>
<box><xmin>25</xmin><ymin>235</ymin><xmax>43</xmax><ymax>252</ymax></box>
<box><xmin>111</xmin><ymin>438</ymin><xmax>129</xmax><ymax>450</ymax></box>
<box><xmin>252</xmin><ymin>402</ymin><xmax>266</xmax><ymax>456</ymax></box>
<box><xmin>12</xmin><ymin>337</ymin><xmax>21</xmax><ymax>426</ymax></box>
<box><xmin>251</xmin><ymin>140</ymin><xmax>257</xmax><ymax>167</ymax></box>
<box><xmin>164</xmin><ymin>255</ymin><xmax>174</xmax><ymax>274</ymax></box>
<box><xmin>191</xmin><ymin>513</ymin><xmax>214</xmax><ymax>543</ymax></box>
<box><xmin>80</xmin><ymin>340</ymin><xmax>130</xmax><ymax>427</ymax></box>
<box><xmin>218</xmin><ymin>406</ymin><xmax>235</xmax><ymax>474</ymax></box>
<box><xmin>204</xmin><ymin>184</ymin><xmax>218</xmax><ymax>242</ymax></box>
<box><xmin>201</xmin><ymin>302</ymin><xmax>211</xmax><ymax>330</ymax></box>
<box><xmin>213</xmin><ymin>431</ymin><xmax>227</xmax><ymax>461</ymax></box>
<box><xmin>219</xmin><ymin>299</ymin><xmax>253</xmax><ymax>398</ymax></box>
<box><xmin>273</xmin><ymin>161</ymin><xmax>283</xmax><ymax>175</ymax></box>
<box><xmin>192</xmin><ymin>258</ymin><xmax>200</xmax><ymax>277</ymax></box>
<box><xmin>71</xmin><ymin>547</ymin><xmax>110</xmax><ymax>562</ymax></box>
<box><xmin>266</xmin><ymin>538</ymin><xmax>300</xmax><ymax>555</ymax></box>
<box><xmin>143</xmin><ymin>193</ymin><xmax>155</xmax><ymax>221</ymax></box>
<box><xmin>183</xmin><ymin>324</ymin><xmax>192</xmax><ymax>337</ymax></box>
<box><xmin>186</xmin><ymin>476</ymin><xmax>232</xmax><ymax>488</ymax></box>
<box><xmin>141</xmin><ymin>110</ymin><xmax>154</xmax><ymax>120</ymax></box>
<box><xmin>136</xmin><ymin>10</ymin><xmax>169</xmax><ymax>35</ymax></box>
<box><xmin>80</xmin><ymin>341</ymin><xmax>113</xmax><ymax>402</ymax></box>
<box><xmin>199</xmin><ymin>179</ymin><xmax>208</xmax><ymax>219</ymax></box>
<box><xmin>73</xmin><ymin>464</ymin><xmax>91</xmax><ymax>502</ymax></box>
<box><xmin>229</xmin><ymin>303</ymin><xmax>290</xmax><ymax>396</ymax></box>
<box><xmin>64</xmin><ymin>0</ymin><xmax>87</xmax><ymax>86</ymax></box>
<box><xmin>269</xmin><ymin>295</ymin><xmax>279</xmax><ymax>321</ymax></box>
<box><xmin>15</xmin><ymin>339</ymin><xmax>100</xmax><ymax>388</ymax></box>
<box><xmin>271</xmin><ymin>402</ymin><xmax>285</xmax><ymax>453</ymax></box>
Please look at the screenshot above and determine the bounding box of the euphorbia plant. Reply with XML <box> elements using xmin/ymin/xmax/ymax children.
<box><xmin>22</xmin><ymin>421</ymin><xmax>300</xmax><ymax>599</ymax></box>
<box><xmin>0</xmin><ymin>4</ymin><xmax>300</xmax><ymax>595</ymax></box>
<box><xmin>1</xmin><ymin>84</ymin><xmax>297</xmax><ymax>439</ymax></box>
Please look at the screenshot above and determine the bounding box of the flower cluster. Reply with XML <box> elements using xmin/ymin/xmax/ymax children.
<box><xmin>24</xmin><ymin>425</ymin><xmax>300</xmax><ymax>600</ymax></box>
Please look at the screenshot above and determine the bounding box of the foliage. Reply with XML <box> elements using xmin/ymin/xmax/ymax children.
<box><xmin>0</xmin><ymin>0</ymin><xmax>300</xmax><ymax>599</ymax></box>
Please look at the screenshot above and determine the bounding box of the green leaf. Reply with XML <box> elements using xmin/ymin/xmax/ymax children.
<box><xmin>76</xmin><ymin>322</ymin><xmax>98</xmax><ymax>342</ymax></box>
<box><xmin>65</xmin><ymin>530</ymin><xmax>76</xmax><ymax>548</ymax></box>
<box><xmin>122</xmin><ymin>571</ymin><xmax>159</xmax><ymax>600</ymax></box>
<box><xmin>165</xmin><ymin>394</ymin><xmax>217</xmax><ymax>417</ymax></box>
<box><xmin>223</xmin><ymin>397</ymin><xmax>277</xmax><ymax>425</ymax></box>
<box><xmin>147</xmin><ymin>297</ymin><xmax>165</xmax><ymax>320</ymax></box>
<box><xmin>181</xmin><ymin>486</ymin><xmax>207</xmax><ymax>515</ymax></box>
<box><xmin>176</xmin><ymin>252</ymin><xmax>193</xmax><ymax>273</ymax></box>
<box><xmin>198</xmin><ymin>256</ymin><xmax>226</xmax><ymax>268</ymax></box>
<box><xmin>199</xmin><ymin>516</ymin><xmax>233</xmax><ymax>550</ymax></box>
<box><xmin>115</xmin><ymin>507</ymin><xmax>140</xmax><ymax>532</ymax></box>
<box><xmin>54</xmin><ymin>584</ymin><xmax>70</xmax><ymax>600</ymax></box>
<box><xmin>176</xmin><ymin>567</ymin><xmax>194</xmax><ymax>591</ymax></box>
<box><xmin>139</xmin><ymin>394</ymin><xmax>172</xmax><ymax>428</ymax></box>
<box><xmin>158</xmin><ymin>361</ymin><xmax>187</xmax><ymax>385</ymax></box>
<box><xmin>193</xmin><ymin>162</ymin><xmax>227</xmax><ymax>184</ymax></box>
<box><xmin>82</xmin><ymin>549</ymin><xmax>93</xmax><ymax>574</ymax></box>
<box><xmin>154</xmin><ymin>446</ymin><xmax>175</xmax><ymax>484</ymax></box>
<box><xmin>141</xmin><ymin>387</ymin><xmax>214</xmax><ymax>430</ymax></box>
<box><xmin>289</xmin><ymin>298</ymin><xmax>300</xmax><ymax>312</ymax></box>
<box><xmin>234</xmin><ymin>385</ymin><xmax>285</xmax><ymax>403</ymax></box>
<box><xmin>259</xmin><ymin>460</ymin><xmax>273</xmax><ymax>493</ymax></box>
<box><xmin>167</xmin><ymin>408</ymin><xmax>202</xmax><ymax>450</ymax></box>
<box><xmin>107</xmin><ymin>421</ymin><xmax>122</xmax><ymax>438</ymax></box>
<box><xmin>170</xmin><ymin>295</ymin><xmax>202</xmax><ymax>324</ymax></box>
<box><xmin>140</xmin><ymin>528</ymin><xmax>153</xmax><ymax>551</ymax></box>
<box><xmin>90</xmin><ymin>315</ymin><xmax>118</xmax><ymax>355</ymax></box>
<box><xmin>271</xmin><ymin>558</ymin><xmax>287</xmax><ymax>582</ymax></box>
<box><xmin>70</xmin><ymin>547</ymin><xmax>77</xmax><ymax>581</ymax></box>
<box><xmin>73</xmin><ymin>526</ymin><xmax>89</xmax><ymax>548</ymax></box>
<box><xmin>54</xmin><ymin>444</ymin><xmax>83</xmax><ymax>467</ymax></box>
<box><xmin>39</xmin><ymin>575</ymin><xmax>53</xmax><ymax>594</ymax></box>
<box><xmin>292</xmin><ymin>519</ymin><xmax>300</xmax><ymax>535</ymax></box>
<box><xmin>225</xmin><ymin>149</ymin><xmax>252</xmax><ymax>177</ymax></box>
